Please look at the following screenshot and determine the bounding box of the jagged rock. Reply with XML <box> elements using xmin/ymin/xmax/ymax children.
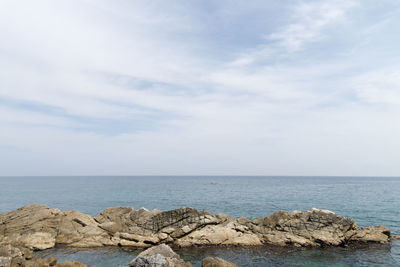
<box><xmin>0</xmin><ymin>205</ymin><xmax>116</xmax><ymax>250</ymax></box>
<box><xmin>129</xmin><ymin>244</ymin><xmax>192</xmax><ymax>267</ymax></box>
<box><xmin>0</xmin><ymin>243</ymin><xmax>34</xmax><ymax>266</ymax></box>
<box><xmin>250</xmin><ymin>209</ymin><xmax>359</xmax><ymax>247</ymax></box>
<box><xmin>0</xmin><ymin>205</ymin><xmax>61</xmax><ymax>250</ymax></box>
<box><xmin>0</xmin><ymin>204</ymin><xmax>393</xmax><ymax>251</ymax></box>
<box><xmin>174</xmin><ymin>220</ymin><xmax>262</xmax><ymax>247</ymax></box>
<box><xmin>202</xmin><ymin>257</ymin><xmax>238</xmax><ymax>267</ymax></box>
<box><xmin>350</xmin><ymin>225</ymin><xmax>390</xmax><ymax>243</ymax></box>
<box><xmin>56</xmin><ymin>210</ymin><xmax>113</xmax><ymax>247</ymax></box>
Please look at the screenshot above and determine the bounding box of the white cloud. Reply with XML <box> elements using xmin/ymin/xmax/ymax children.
<box><xmin>1</xmin><ymin>0</ymin><xmax>400</xmax><ymax>175</ymax></box>
<box><xmin>268</xmin><ymin>0</ymin><xmax>357</xmax><ymax>51</ymax></box>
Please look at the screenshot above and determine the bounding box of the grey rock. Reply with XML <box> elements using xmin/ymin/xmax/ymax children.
<box><xmin>130</xmin><ymin>254</ymin><xmax>167</xmax><ymax>267</ymax></box>
<box><xmin>129</xmin><ymin>244</ymin><xmax>192</xmax><ymax>267</ymax></box>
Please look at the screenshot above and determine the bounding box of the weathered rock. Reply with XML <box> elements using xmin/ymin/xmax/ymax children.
<box><xmin>129</xmin><ymin>244</ymin><xmax>192</xmax><ymax>267</ymax></box>
<box><xmin>0</xmin><ymin>244</ymin><xmax>33</xmax><ymax>266</ymax></box>
<box><xmin>0</xmin><ymin>205</ymin><xmax>61</xmax><ymax>250</ymax></box>
<box><xmin>202</xmin><ymin>257</ymin><xmax>238</xmax><ymax>267</ymax></box>
<box><xmin>175</xmin><ymin>220</ymin><xmax>262</xmax><ymax>247</ymax></box>
<box><xmin>56</xmin><ymin>210</ymin><xmax>113</xmax><ymax>247</ymax></box>
<box><xmin>0</xmin><ymin>257</ymin><xmax>12</xmax><ymax>267</ymax></box>
<box><xmin>350</xmin><ymin>225</ymin><xmax>390</xmax><ymax>244</ymax></box>
<box><xmin>250</xmin><ymin>208</ymin><xmax>359</xmax><ymax>247</ymax></box>
<box><xmin>0</xmin><ymin>204</ymin><xmax>393</xmax><ymax>251</ymax></box>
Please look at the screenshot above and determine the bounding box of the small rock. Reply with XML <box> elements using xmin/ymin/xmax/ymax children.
<box><xmin>202</xmin><ymin>257</ymin><xmax>238</xmax><ymax>267</ymax></box>
<box><xmin>129</xmin><ymin>244</ymin><xmax>192</xmax><ymax>267</ymax></box>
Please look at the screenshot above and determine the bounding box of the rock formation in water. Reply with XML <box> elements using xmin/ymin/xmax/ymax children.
<box><xmin>129</xmin><ymin>244</ymin><xmax>192</xmax><ymax>267</ymax></box>
<box><xmin>202</xmin><ymin>257</ymin><xmax>238</xmax><ymax>267</ymax></box>
<box><xmin>0</xmin><ymin>204</ymin><xmax>392</xmax><ymax>254</ymax></box>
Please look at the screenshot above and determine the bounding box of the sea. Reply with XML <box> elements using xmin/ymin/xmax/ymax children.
<box><xmin>0</xmin><ymin>176</ymin><xmax>399</xmax><ymax>266</ymax></box>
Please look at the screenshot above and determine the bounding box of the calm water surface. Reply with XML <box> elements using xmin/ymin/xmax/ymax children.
<box><xmin>1</xmin><ymin>176</ymin><xmax>399</xmax><ymax>266</ymax></box>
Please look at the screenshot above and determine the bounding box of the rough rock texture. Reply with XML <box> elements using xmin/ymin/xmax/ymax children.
<box><xmin>247</xmin><ymin>208</ymin><xmax>360</xmax><ymax>247</ymax></box>
<box><xmin>0</xmin><ymin>244</ymin><xmax>33</xmax><ymax>266</ymax></box>
<box><xmin>0</xmin><ymin>204</ymin><xmax>392</xmax><ymax>252</ymax></box>
<box><xmin>349</xmin><ymin>225</ymin><xmax>390</xmax><ymax>243</ymax></box>
<box><xmin>174</xmin><ymin>220</ymin><xmax>262</xmax><ymax>247</ymax></box>
<box><xmin>129</xmin><ymin>244</ymin><xmax>192</xmax><ymax>267</ymax></box>
<box><xmin>202</xmin><ymin>257</ymin><xmax>238</xmax><ymax>267</ymax></box>
<box><xmin>0</xmin><ymin>244</ymin><xmax>86</xmax><ymax>267</ymax></box>
<box><xmin>56</xmin><ymin>210</ymin><xmax>113</xmax><ymax>247</ymax></box>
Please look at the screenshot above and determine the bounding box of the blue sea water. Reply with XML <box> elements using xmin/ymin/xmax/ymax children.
<box><xmin>1</xmin><ymin>176</ymin><xmax>399</xmax><ymax>266</ymax></box>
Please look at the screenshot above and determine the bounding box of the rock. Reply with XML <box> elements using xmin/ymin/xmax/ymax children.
<box><xmin>94</xmin><ymin>207</ymin><xmax>135</xmax><ymax>233</ymax></box>
<box><xmin>252</xmin><ymin>208</ymin><xmax>359</xmax><ymax>247</ymax></box>
<box><xmin>174</xmin><ymin>221</ymin><xmax>262</xmax><ymax>247</ymax></box>
<box><xmin>202</xmin><ymin>257</ymin><xmax>238</xmax><ymax>267</ymax></box>
<box><xmin>129</xmin><ymin>244</ymin><xmax>192</xmax><ymax>267</ymax></box>
<box><xmin>0</xmin><ymin>204</ymin><xmax>393</xmax><ymax>250</ymax></box>
<box><xmin>25</xmin><ymin>257</ymin><xmax>58</xmax><ymax>267</ymax></box>
<box><xmin>350</xmin><ymin>225</ymin><xmax>390</xmax><ymax>244</ymax></box>
<box><xmin>0</xmin><ymin>205</ymin><xmax>114</xmax><ymax>250</ymax></box>
<box><xmin>56</xmin><ymin>210</ymin><xmax>112</xmax><ymax>247</ymax></box>
<box><xmin>0</xmin><ymin>244</ymin><xmax>29</xmax><ymax>266</ymax></box>
<box><xmin>19</xmin><ymin>232</ymin><xmax>56</xmax><ymax>251</ymax></box>
<box><xmin>0</xmin><ymin>205</ymin><xmax>61</xmax><ymax>250</ymax></box>
<box><xmin>0</xmin><ymin>257</ymin><xmax>11</xmax><ymax>267</ymax></box>
<box><xmin>130</xmin><ymin>254</ymin><xmax>167</xmax><ymax>267</ymax></box>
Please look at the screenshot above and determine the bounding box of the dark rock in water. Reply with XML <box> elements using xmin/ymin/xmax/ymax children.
<box><xmin>129</xmin><ymin>244</ymin><xmax>192</xmax><ymax>267</ymax></box>
<box><xmin>0</xmin><ymin>204</ymin><xmax>392</xmax><ymax>252</ymax></box>
<box><xmin>202</xmin><ymin>257</ymin><xmax>238</xmax><ymax>267</ymax></box>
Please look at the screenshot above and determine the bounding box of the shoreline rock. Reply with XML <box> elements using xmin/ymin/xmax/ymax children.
<box><xmin>0</xmin><ymin>204</ymin><xmax>392</xmax><ymax>255</ymax></box>
<box><xmin>202</xmin><ymin>257</ymin><xmax>238</xmax><ymax>267</ymax></box>
<box><xmin>129</xmin><ymin>244</ymin><xmax>192</xmax><ymax>267</ymax></box>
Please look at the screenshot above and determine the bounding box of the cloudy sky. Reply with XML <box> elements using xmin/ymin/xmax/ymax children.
<box><xmin>1</xmin><ymin>0</ymin><xmax>400</xmax><ymax>176</ymax></box>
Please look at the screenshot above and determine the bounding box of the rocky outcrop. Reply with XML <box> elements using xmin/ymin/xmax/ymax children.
<box><xmin>247</xmin><ymin>208</ymin><xmax>360</xmax><ymax>247</ymax></box>
<box><xmin>202</xmin><ymin>257</ymin><xmax>238</xmax><ymax>267</ymax></box>
<box><xmin>0</xmin><ymin>204</ymin><xmax>392</xmax><ymax>253</ymax></box>
<box><xmin>129</xmin><ymin>244</ymin><xmax>192</xmax><ymax>267</ymax></box>
<box><xmin>0</xmin><ymin>244</ymin><xmax>86</xmax><ymax>267</ymax></box>
<box><xmin>349</xmin><ymin>225</ymin><xmax>390</xmax><ymax>244</ymax></box>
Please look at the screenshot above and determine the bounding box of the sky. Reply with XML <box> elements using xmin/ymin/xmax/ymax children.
<box><xmin>1</xmin><ymin>0</ymin><xmax>400</xmax><ymax>176</ymax></box>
